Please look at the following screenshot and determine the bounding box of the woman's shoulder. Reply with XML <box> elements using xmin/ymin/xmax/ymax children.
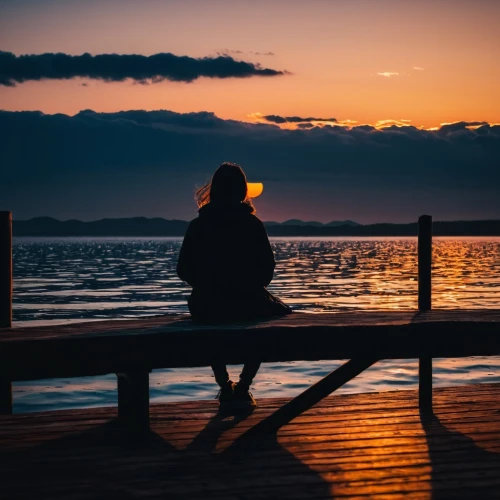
<box><xmin>187</xmin><ymin>217</ymin><xmax>200</xmax><ymax>226</ymax></box>
<box><xmin>245</xmin><ymin>213</ymin><xmax>268</xmax><ymax>232</ymax></box>
<box><xmin>185</xmin><ymin>217</ymin><xmax>201</xmax><ymax>234</ymax></box>
<box><xmin>248</xmin><ymin>213</ymin><xmax>264</xmax><ymax>224</ymax></box>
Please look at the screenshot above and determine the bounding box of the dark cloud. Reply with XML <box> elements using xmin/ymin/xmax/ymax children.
<box><xmin>0</xmin><ymin>50</ymin><xmax>286</xmax><ymax>86</ymax></box>
<box><xmin>297</xmin><ymin>122</ymin><xmax>314</xmax><ymax>129</ymax></box>
<box><xmin>355</xmin><ymin>125</ymin><xmax>376</xmax><ymax>131</ymax></box>
<box><xmin>438</xmin><ymin>121</ymin><xmax>489</xmax><ymax>133</ymax></box>
<box><xmin>1</xmin><ymin>110</ymin><xmax>499</xmax><ymax>222</ymax></box>
<box><xmin>263</xmin><ymin>115</ymin><xmax>337</xmax><ymax>124</ymax></box>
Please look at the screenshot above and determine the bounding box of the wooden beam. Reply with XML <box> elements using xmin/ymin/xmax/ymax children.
<box><xmin>0</xmin><ymin>211</ymin><xmax>12</xmax><ymax>329</ymax></box>
<box><xmin>116</xmin><ymin>371</ymin><xmax>150</xmax><ymax>431</ymax></box>
<box><xmin>1</xmin><ymin>314</ymin><xmax>500</xmax><ymax>381</ymax></box>
<box><xmin>237</xmin><ymin>357</ymin><xmax>378</xmax><ymax>437</ymax></box>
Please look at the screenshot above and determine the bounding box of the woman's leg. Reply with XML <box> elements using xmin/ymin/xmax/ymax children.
<box><xmin>211</xmin><ymin>362</ymin><xmax>230</xmax><ymax>387</ymax></box>
<box><xmin>238</xmin><ymin>360</ymin><xmax>261</xmax><ymax>390</ymax></box>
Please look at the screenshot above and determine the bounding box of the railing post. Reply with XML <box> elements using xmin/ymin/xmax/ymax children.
<box><xmin>418</xmin><ymin>215</ymin><xmax>432</xmax><ymax>312</ymax></box>
<box><xmin>418</xmin><ymin>215</ymin><xmax>432</xmax><ymax>413</ymax></box>
<box><xmin>0</xmin><ymin>211</ymin><xmax>12</xmax><ymax>328</ymax></box>
<box><xmin>0</xmin><ymin>211</ymin><xmax>13</xmax><ymax>414</ymax></box>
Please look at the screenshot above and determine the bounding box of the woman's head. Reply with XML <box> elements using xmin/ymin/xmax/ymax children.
<box><xmin>196</xmin><ymin>162</ymin><xmax>255</xmax><ymax>213</ymax></box>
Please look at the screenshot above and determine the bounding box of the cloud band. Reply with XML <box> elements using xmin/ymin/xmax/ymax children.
<box><xmin>1</xmin><ymin>110</ymin><xmax>499</xmax><ymax>222</ymax></box>
<box><xmin>0</xmin><ymin>50</ymin><xmax>286</xmax><ymax>86</ymax></box>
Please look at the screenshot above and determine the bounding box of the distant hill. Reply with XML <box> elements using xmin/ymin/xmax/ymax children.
<box><xmin>12</xmin><ymin>217</ymin><xmax>500</xmax><ymax>237</ymax></box>
<box><xmin>325</xmin><ymin>220</ymin><xmax>359</xmax><ymax>227</ymax></box>
<box><xmin>264</xmin><ymin>219</ymin><xmax>360</xmax><ymax>227</ymax></box>
<box><xmin>14</xmin><ymin>217</ymin><xmax>189</xmax><ymax>237</ymax></box>
<box><xmin>265</xmin><ymin>220</ymin><xmax>500</xmax><ymax>236</ymax></box>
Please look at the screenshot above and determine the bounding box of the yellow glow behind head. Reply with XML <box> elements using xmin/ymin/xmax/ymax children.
<box><xmin>247</xmin><ymin>182</ymin><xmax>264</xmax><ymax>198</ymax></box>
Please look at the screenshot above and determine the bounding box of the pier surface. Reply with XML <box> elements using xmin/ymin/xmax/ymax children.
<box><xmin>1</xmin><ymin>383</ymin><xmax>499</xmax><ymax>499</ymax></box>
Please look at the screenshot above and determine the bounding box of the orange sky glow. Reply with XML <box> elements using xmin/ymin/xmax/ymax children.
<box><xmin>1</xmin><ymin>0</ymin><xmax>499</xmax><ymax>129</ymax></box>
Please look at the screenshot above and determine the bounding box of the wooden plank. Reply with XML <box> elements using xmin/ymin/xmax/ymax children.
<box><xmin>4</xmin><ymin>405</ymin><xmax>500</xmax><ymax>444</ymax></box>
<box><xmin>4</xmin><ymin>406</ymin><xmax>500</xmax><ymax>444</ymax></box>
<box><xmin>1</xmin><ymin>311</ymin><xmax>500</xmax><ymax>382</ymax></box>
<box><xmin>3</xmin><ymin>309</ymin><xmax>500</xmax><ymax>341</ymax></box>
<box><xmin>0</xmin><ymin>385</ymin><xmax>499</xmax><ymax>499</ymax></box>
<box><xmin>6</xmin><ymin>402</ymin><xmax>497</xmax><ymax>433</ymax></box>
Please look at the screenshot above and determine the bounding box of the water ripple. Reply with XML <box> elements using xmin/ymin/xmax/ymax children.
<box><xmin>11</xmin><ymin>236</ymin><xmax>500</xmax><ymax>413</ymax></box>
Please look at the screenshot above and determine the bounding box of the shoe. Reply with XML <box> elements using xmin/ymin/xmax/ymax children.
<box><xmin>232</xmin><ymin>383</ymin><xmax>257</xmax><ymax>412</ymax></box>
<box><xmin>216</xmin><ymin>380</ymin><xmax>235</xmax><ymax>413</ymax></box>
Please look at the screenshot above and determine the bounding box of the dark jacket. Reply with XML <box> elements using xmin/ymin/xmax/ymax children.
<box><xmin>177</xmin><ymin>202</ymin><xmax>290</xmax><ymax>322</ymax></box>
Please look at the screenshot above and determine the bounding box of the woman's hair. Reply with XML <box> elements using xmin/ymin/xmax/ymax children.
<box><xmin>196</xmin><ymin>162</ymin><xmax>256</xmax><ymax>213</ymax></box>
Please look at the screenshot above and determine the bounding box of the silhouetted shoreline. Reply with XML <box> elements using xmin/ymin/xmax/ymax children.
<box><xmin>12</xmin><ymin>216</ymin><xmax>500</xmax><ymax>237</ymax></box>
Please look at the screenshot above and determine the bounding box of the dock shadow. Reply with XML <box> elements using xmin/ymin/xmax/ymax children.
<box><xmin>421</xmin><ymin>412</ymin><xmax>500</xmax><ymax>499</ymax></box>
<box><xmin>0</xmin><ymin>411</ymin><xmax>333</xmax><ymax>499</ymax></box>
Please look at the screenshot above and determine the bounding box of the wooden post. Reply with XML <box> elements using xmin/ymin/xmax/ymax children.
<box><xmin>116</xmin><ymin>371</ymin><xmax>150</xmax><ymax>432</ymax></box>
<box><xmin>418</xmin><ymin>215</ymin><xmax>432</xmax><ymax>311</ymax></box>
<box><xmin>419</xmin><ymin>357</ymin><xmax>432</xmax><ymax>413</ymax></box>
<box><xmin>0</xmin><ymin>379</ymin><xmax>12</xmax><ymax>414</ymax></box>
<box><xmin>418</xmin><ymin>215</ymin><xmax>433</xmax><ymax>413</ymax></box>
<box><xmin>0</xmin><ymin>212</ymin><xmax>13</xmax><ymax>414</ymax></box>
<box><xmin>0</xmin><ymin>211</ymin><xmax>12</xmax><ymax>328</ymax></box>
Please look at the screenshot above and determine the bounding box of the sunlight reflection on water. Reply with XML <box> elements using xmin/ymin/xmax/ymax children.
<box><xmin>11</xmin><ymin>236</ymin><xmax>500</xmax><ymax>413</ymax></box>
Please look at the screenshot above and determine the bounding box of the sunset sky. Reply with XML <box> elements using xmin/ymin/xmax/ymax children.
<box><xmin>1</xmin><ymin>0</ymin><xmax>499</xmax><ymax>223</ymax></box>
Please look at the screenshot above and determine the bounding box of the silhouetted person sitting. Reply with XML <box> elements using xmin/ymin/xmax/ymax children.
<box><xmin>177</xmin><ymin>162</ymin><xmax>292</xmax><ymax>412</ymax></box>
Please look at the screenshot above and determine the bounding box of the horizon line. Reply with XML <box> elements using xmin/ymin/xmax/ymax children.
<box><xmin>11</xmin><ymin>215</ymin><xmax>500</xmax><ymax>225</ymax></box>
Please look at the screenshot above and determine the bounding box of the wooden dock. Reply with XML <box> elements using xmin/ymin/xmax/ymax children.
<box><xmin>1</xmin><ymin>213</ymin><xmax>500</xmax><ymax>497</ymax></box>
<box><xmin>1</xmin><ymin>383</ymin><xmax>499</xmax><ymax>499</ymax></box>
<box><xmin>2</xmin><ymin>310</ymin><xmax>500</xmax><ymax>428</ymax></box>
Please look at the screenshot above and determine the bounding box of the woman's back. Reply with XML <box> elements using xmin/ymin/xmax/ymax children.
<box><xmin>176</xmin><ymin>162</ymin><xmax>291</xmax><ymax>323</ymax></box>
<box><xmin>177</xmin><ymin>201</ymin><xmax>275</xmax><ymax>293</ymax></box>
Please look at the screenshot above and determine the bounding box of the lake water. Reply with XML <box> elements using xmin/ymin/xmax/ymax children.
<box><xmin>12</xmin><ymin>236</ymin><xmax>500</xmax><ymax>413</ymax></box>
